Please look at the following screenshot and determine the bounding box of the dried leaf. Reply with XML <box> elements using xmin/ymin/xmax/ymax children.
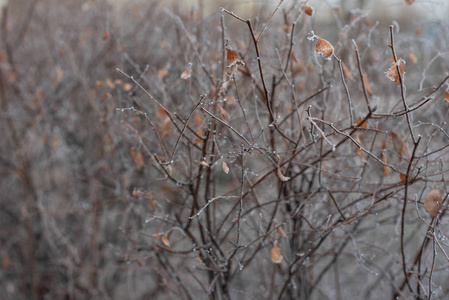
<box><xmin>194</xmin><ymin>113</ymin><xmax>202</xmax><ymax>126</ymax></box>
<box><xmin>106</xmin><ymin>78</ymin><xmax>115</xmax><ymax>88</ymax></box>
<box><xmin>162</xmin><ymin>235</ymin><xmax>170</xmax><ymax>247</ymax></box>
<box><xmin>96</xmin><ymin>81</ymin><xmax>104</xmax><ymax>89</ymax></box>
<box><xmin>389</xmin><ymin>131</ymin><xmax>407</xmax><ymax>161</ymax></box>
<box><xmin>161</xmin><ymin>122</ymin><xmax>170</xmax><ymax>139</ymax></box>
<box><xmin>381</xmin><ymin>153</ymin><xmax>390</xmax><ymax>176</ymax></box>
<box><xmin>217</xmin><ymin>104</ymin><xmax>229</xmax><ymax>121</ymax></box>
<box><xmin>148</xmin><ymin>193</ymin><xmax>156</xmax><ymax>211</ymax></box>
<box><xmin>271</xmin><ymin>245</ymin><xmax>283</xmax><ymax>264</ymax></box>
<box><xmin>274</xmin><ymin>221</ymin><xmax>286</xmax><ymax>237</ymax></box>
<box><xmin>227</xmin><ymin>48</ymin><xmax>240</xmax><ymax>66</ymax></box>
<box><xmin>224</xmin><ymin>94</ymin><xmax>236</xmax><ymax>105</ymax></box>
<box><xmin>424</xmin><ymin>188</ymin><xmax>442</xmax><ymax>218</ymax></box>
<box><xmin>199</xmin><ymin>158</ymin><xmax>209</xmax><ymax>167</ymax></box>
<box><xmin>123</xmin><ymin>83</ymin><xmax>133</xmax><ymax>91</ymax></box>
<box><xmin>180</xmin><ymin>69</ymin><xmax>191</xmax><ymax>79</ymax></box>
<box><xmin>276</xmin><ymin>154</ymin><xmax>290</xmax><ymax>182</ymax></box>
<box><xmin>380</xmin><ymin>140</ymin><xmax>386</xmax><ymax>150</ymax></box>
<box><xmin>304</xmin><ymin>4</ymin><xmax>314</xmax><ymax>16</ymax></box>
<box><xmin>386</xmin><ymin>58</ymin><xmax>406</xmax><ymax>86</ymax></box>
<box><xmin>405</xmin><ymin>0</ymin><xmax>414</xmax><ymax>5</ymax></box>
<box><xmin>400</xmin><ymin>173</ymin><xmax>407</xmax><ymax>184</ymax></box>
<box><xmin>363</xmin><ymin>72</ymin><xmax>372</xmax><ymax>96</ymax></box>
<box><xmin>194</xmin><ymin>128</ymin><xmax>204</xmax><ymax>145</ymax></box>
<box><xmin>342</xmin><ymin>62</ymin><xmax>353</xmax><ymax>80</ymax></box>
<box><xmin>355</xmin><ymin>117</ymin><xmax>367</xmax><ymax>129</ymax></box>
<box><xmin>158</xmin><ymin>69</ymin><xmax>168</xmax><ymax>78</ymax></box>
<box><xmin>156</xmin><ymin>106</ymin><xmax>170</xmax><ymax>123</ymax></box>
<box><xmin>221</xmin><ymin>159</ymin><xmax>229</xmax><ymax>174</ymax></box>
<box><xmin>2</xmin><ymin>255</ymin><xmax>10</xmax><ymax>269</ymax></box>
<box><xmin>444</xmin><ymin>92</ymin><xmax>449</xmax><ymax>103</ymax></box>
<box><xmin>130</xmin><ymin>149</ymin><xmax>144</xmax><ymax>169</ymax></box>
<box><xmin>315</xmin><ymin>38</ymin><xmax>334</xmax><ymax>60</ymax></box>
<box><xmin>355</xmin><ymin>136</ymin><xmax>364</xmax><ymax>161</ymax></box>
<box><xmin>409</xmin><ymin>50</ymin><xmax>417</xmax><ymax>63</ymax></box>
<box><xmin>102</xmin><ymin>30</ymin><xmax>109</xmax><ymax>40</ymax></box>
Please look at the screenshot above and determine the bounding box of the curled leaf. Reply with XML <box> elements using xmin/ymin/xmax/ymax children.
<box><xmin>270</xmin><ymin>245</ymin><xmax>283</xmax><ymax>264</ymax></box>
<box><xmin>424</xmin><ymin>188</ymin><xmax>442</xmax><ymax>218</ymax></box>
<box><xmin>276</xmin><ymin>154</ymin><xmax>290</xmax><ymax>182</ymax></box>
<box><xmin>386</xmin><ymin>58</ymin><xmax>406</xmax><ymax>86</ymax></box>
<box><xmin>444</xmin><ymin>92</ymin><xmax>449</xmax><ymax>103</ymax></box>
<box><xmin>315</xmin><ymin>38</ymin><xmax>334</xmax><ymax>60</ymax></box>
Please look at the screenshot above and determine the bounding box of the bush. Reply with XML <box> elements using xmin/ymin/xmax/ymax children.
<box><xmin>1</xmin><ymin>0</ymin><xmax>448</xmax><ymax>299</ymax></box>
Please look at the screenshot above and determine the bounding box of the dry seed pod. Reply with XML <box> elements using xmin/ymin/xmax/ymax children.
<box><xmin>424</xmin><ymin>188</ymin><xmax>442</xmax><ymax>218</ymax></box>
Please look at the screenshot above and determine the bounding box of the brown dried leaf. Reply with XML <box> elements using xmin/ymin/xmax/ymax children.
<box><xmin>217</xmin><ymin>104</ymin><xmax>230</xmax><ymax>121</ymax></box>
<box><xmin>363</xmin><ymin>72</ymin><xmax>372</xmax><ymax>96</ymax></box>
<box><xmin>162</xmin><ymin>235</ymin><xmax>170</xmax><ymax>247</ymax></box>
<box><xmin>389</xmin><ymin>131</ymin><xmax>407</xmax><ymax>161</ymax></box>
<box><xmin>315</xmin><ymin>38</ymin><xmax>334</xmax><ymax>60</ymax></box>
<box><xmin>270</xmin><ymin>245</ymin><xmax>283</xmax><ymax>264</ymax></box>
<box><xmin>180</xmin><ymin>69</ymin><xmax>191</xmax><ymax>79</ymax></box>
<box><xmin>386</xmin><ymin>58</ymin><xmax>406</xmax><ymax>86</ymax></box>
<box><xmin>221</xmin><ymin>159</ymin><xmax>229</xmax><ymax>174</ymax></box>
<box><xmin>380</xmin><ymin>140</ymin><xmax>386</xmax><ymax>150</ymax></box>
<box><xmin>123</xmin><ymin>83</ymin><xmax>133</xmax><ymax>92</ymax></box>
<box><xmin>405</xmin><ymin>0</ymin><xmax>414</xmax><ymax>5</ymax></box>
<box><xmin>102</xmin><ymin>30</ymin><xmax>109</xmax><ymax>40</ymax></box>
<box><xmin>130</xmin><ymin>149</ymin><xmax>144</xmax><ymax>169</ymax></box>
<box><xmin>355</xmin><ymin>117</ymin><xmax>367</xmax><ymax>129</ymax></box>
<box><xmin>148</xmin><ymin>193</ymin><xmax>156</xmax><ymax>211</ymax></box>
<box><xmin>158</xmin><ymin>69</ymin><xmax>168</xmax><ymax>78</ymax></box>
<box><xmin>381</xmin><ymin>153</ymin><xmax>390</xmax><ymax>176</ymax></box>
<box><xmin>444</xmin><ymin>92</ymin><xmax>449</xmax><ymax>103</ymax></box>
<box><xmin>409</xmin><ymin>50</ymin><xmax>417</xmax><ymax>63</ymax></box>
<box><xmin>227</xmin><ymin>48</ymin><xmax>240</xmax><ymax>66</ymax></box>
<box><xmin>194</xmin><ymin>128</ymin><xmax>204</xmax><ymax>145</ymax></box>
<box><xmin>224</xmin><ymin>94</ymin><xmax>236</xmax><ymax>105</ymax></box>
<box><xmin>274</xmin><ymin>221</ymin><xmax>286</xmax><ymax>237</ymax></box>
<box><xmin>400</xmin><ymin>173</ymin><xmax>407</xmax><ymax>184</ymax></box>
<box><xmin>194</xmin><ymin>113</ymin><xmax>202</xmax><ymax>126</ymax></box>
<box><xmin>304</xmin><ymin>4</ymin><xmax>314</xmax><ymax>16</ymax></box>
<box><xmin>342</xmin><ymin>62</ymin><xmax>353</xmax><ymax>80</ymax></box>
<box><xmin>161</xmin><ymin>122</ymin><xmax>170</xmax><ymax>139</ymax></box>
<box><xmin>156</xmin><ymin>106</ymin><xmax>170</xmax><ymax>123</ymax></box>
<box><xmin>276</xmin><ymin>154</ymin><xmax>290</xmax><ymax>182</ymax></box>
<box><xmin>424</xmin><ymin>188</ymin><xmax>442</xmax><ymax>218</ymax></box>
<box><xmin>106</xmin><ymin>78</ymin><xmax>115</xmax><ymax>88</ymax></box>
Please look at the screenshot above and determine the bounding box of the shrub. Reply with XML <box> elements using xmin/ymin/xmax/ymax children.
<box><xmin>1</xmin><ymin>0</ymin><xmax>448</xmax><ymax>299</ymax></box>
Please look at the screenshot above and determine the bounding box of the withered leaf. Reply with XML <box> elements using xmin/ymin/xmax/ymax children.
<box><xmin>270</xmin><ymin>245</ymin><xmax>283</xmax><ymax>264</ymax></box>
<box><xmin>315</xmin><ymin>38</ymin><xmax>334</xmax><ymax>60</ymax></box>
<box><xmin>424</xmin><ymin>188</ymin><xmax>442</xmax><ymax>218</ymax></box>
<box><xmin>386</xmin><ymin>58</ymin><xmax>406</xmax><ymax>86</ymax></box>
